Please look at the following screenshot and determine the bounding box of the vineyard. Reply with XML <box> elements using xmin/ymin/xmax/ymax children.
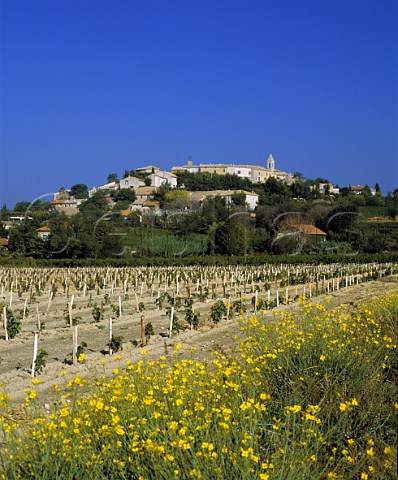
<box><xmin>0</xmin><ymin>262</ymin><xmax>397</xmax><ymax>381</ymax></box>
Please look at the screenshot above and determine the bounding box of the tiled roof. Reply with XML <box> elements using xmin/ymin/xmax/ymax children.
<box><xmin>134</xmin><ymin>186</ymin><xmax>159</xmax><ymax>194</ymax></box>
<box><xmin>51</xmin><ymin>199</ymin><xmax>80</xmax><ymax>205</ymax></box>
<box><xmin>292</xmin><ymin>224</ymin><xmax>327</xmax><ymax>235</ymax></box>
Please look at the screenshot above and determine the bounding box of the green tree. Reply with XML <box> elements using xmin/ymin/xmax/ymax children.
<box><xmin>70</xmin><ymin>184</ymin><xmax>89</xmax><ymax>199</ymax></box>
<box><xmin>231</xmin><ymin>192</ymin><xmax>246</xmax><ymax>207</ymax></box>
<box><xmin>0</xmin><ymin>204</ymin><xmax>9</xmax><ymax>220</ymax></box>
<box><xmin>8</xmin><ymin>222</ymin><xmax>44</xmax><ymax>257</ymax></box>
<box><xmin>164</xmin><ymin>190</ymin><xmax>190</xmax><ymax>209</ymax></box>
<box><xmin>13</xmin><ymin>201</ymin><xmax>31</xmax><ymax>213</ymax></box>
<box><xmin>107</xmin><ymin>173</ymin><xmax>119</xmax><ymax>183</ymax></box>
<box><xmin>79</xmin><ymin>191</ymin><xmax>109</xmax><ymax>218</ymax></box>
<box><xmin>112</xmin><ymin>189</ymin><xmax>136</xmax><ymax>204</ymax></box>
<box><xmin>215</xmin><ymin>221</ymin><xmax>250</xmax><ymax>255</ymax></box>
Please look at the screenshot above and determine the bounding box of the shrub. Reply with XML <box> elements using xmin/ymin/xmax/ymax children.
<box><xmin>3</xmin><ymin>307</ymin><xmax>21</xmax><ymax>339</ymax></box>
<box><xmin>92</xmin><ymin>302</ymin><xmax>101</xmax><ymax>322</ymax></box>
<box><xmin>108</xmin><ymin>335</ymin><xmax>124</xmax><ymax>353</ymax></box>
<box><xmin>145</xmin><ymin>322</ymin><xmax>154</xmax><ymax>339</ymax></box>
<box><xmin>211</xmin><ymin>300</ymin><xmax>227</xmax><ymax>323</ymax></box>
<box><xmin>34</xmin><ymin>349</ymin><xmax>48</xmax><ymax>374</ymax></box>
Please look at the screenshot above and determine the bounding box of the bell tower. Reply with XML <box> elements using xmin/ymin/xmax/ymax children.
<box><xmin>267</xmin><ymin>153</ymin><xmax>275</xmax><ymax>171</ymax></box>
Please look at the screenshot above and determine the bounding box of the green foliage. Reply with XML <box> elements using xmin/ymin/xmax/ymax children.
<box><xmin>107</xmin><ymin>173</ymin><xmax>118</xmax><ymax>183</ymax></box>
<box><xmin>64</xmin><ymin>305</ymin><xmax>81</xmax><ymax>326</ymax></box>
<box><xmin>211</xmin><ymin>300</ymin><xmax>227</xmax><ymax>323</ymax></box>
<box><xmin>138</xmin><ymin>302</ymin><xmax>145</xmax><ymax>312</ymax></box>
<box><xmin>176</xmin><ymin>171</ymin><xmax>253</xmax><ymax>192</ymax></box>
<box><xmin>215</xmin><ymin>221</ymin><xmax>250</xmax><ymax>255</ymax></box>
<box><xmin>125</xmin><ymin>227</ymin><xmax>208</xmax><ymax>257</ymax></box>
<box><xmin>108</xmin><ymin>335</ymin><xmax>124</xmax><ymax>353</ymax></box>
<box><xmin>34</xmin><ymin>349</ymin><xmax>48</xmax><ymax>374</ymax></box>
<box><xmin>8</xmin><ymin>222</ymin><xmax>44</xmax><ymax>258</ymax></box>
<box><xmin>92</xmin><ymin>301</ymin><xmax>101</xmax><ymax>322</ymax></box>
<box><xmin>111</xmin><ymin>188</ymin><xmax>136</xmax><ymax>204</ymax></box>
<box><xmin>144</xmin><ymin>322</ymin><xmax>154</xmax><ymax>339</ymax></box>
<box><xmin>185</xmin><ymin>308</ymin><xmax>200</xmax><ymax>329</ymax></box>
<box><xmin>70</xmin><ymin>183</ymin><xmax>88</xmax><ymax>199</ymax></box>
<box><xmin>110</xmin><ymin>303</ymin><xmax>120</xmax><ymax>318</ymax></box>
<box><xmin>3</xmin><ymin>307</ymin><xmax>21</xmax><ymax>339</ymax></box>
<box><xmin>64</xmin><ymin>342</ymin><xmax>87</xmax><ymax>365</ymax></box>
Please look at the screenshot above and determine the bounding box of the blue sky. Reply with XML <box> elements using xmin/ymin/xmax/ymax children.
<box><xmin>1</xmin><ymin>0</ymin><xmax>397</xmax><ymax>207</ymax></box>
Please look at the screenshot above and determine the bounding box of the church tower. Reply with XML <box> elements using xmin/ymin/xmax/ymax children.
<box><xmin>267</xmin><ymin>153</ymin><xmax>275</xmax><ymax>171</ymax></box>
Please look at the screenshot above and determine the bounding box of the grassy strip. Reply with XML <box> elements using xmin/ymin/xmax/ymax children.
<box><xmin>0</xmin><ymin>252</ymin><xmax>398</xmax><ymax>267</ymax></box>
<box><xmin>1</xmin><ymin>293</ymin><xmax>397</xmax><ymax>479</ymax></box>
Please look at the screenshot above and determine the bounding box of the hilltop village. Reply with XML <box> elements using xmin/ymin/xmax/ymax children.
<box><xmin>0</xmin><ymin>154</ymin><xmax>396</xmax><ymax>259</ymax></box>
<box><xmin>50</xmin><ymin>154</ymin><xmax>370</xmax><ymax>216</ymax></box>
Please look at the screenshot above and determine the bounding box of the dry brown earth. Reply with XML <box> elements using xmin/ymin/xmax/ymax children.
<box><xmin>0</xmin><ymin>275</ymin><xmax>397</xmax><ymax>408</ymax></box>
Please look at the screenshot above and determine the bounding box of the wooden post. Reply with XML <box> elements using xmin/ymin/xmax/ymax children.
<box><xmin>135</xmin><ymin>292</ymin><xmax>140</xmax><ymax>313</ymax></box>
<box><xmin>36</xmin><ymin>305</ymin><xmax>41</xmax><ymax>331</ymax></box>
<box><xmin>72</xmin><ymin>325</ymin><xmax>78</xmax><ymax>366</ymax></box>
<box><xmin>69</xmin><ymin>294</ymin><xmax>74</xmax><ymax>327</ymax></box>
<box><xmin>109</xmin><ymin>318</ymin><xmax>113</xmax><ymax>355</ymax></box>
<box><xmin>31</xmin><ymin>332</ymin><xmax>39</xmax><ymax>378</ymax></box>
<box><xmin>276</xmin><ymin>290</ymin><xmax>279</xmax><ymax>308</ymax></box>
<box><xmin>46</xmin><ymin>291</ymin><xmax>53</xmax><ymax>313</ymax></box>
<box><xmin>3</xmin><ymin>306</ymin><xmax>8</xmax><ymax>341</ymax></box>
<box><xmin>118</xmin><ymin>295</ymin><xmax>122</xmax><ymax>317</ymax></box>
<box><xmin>140</xmin><ymin>315</ymin><xmax>146</xmax><ymax>346</ymax></box>
<box><xmin>169</xmin><ymin>306</ymin><xmax>174</xmax><ymax>338</ymax></box>
<box><xmin>254</xmin><ymin>290</ymin><xmax>258</xmax><ymax>313</ymax></box>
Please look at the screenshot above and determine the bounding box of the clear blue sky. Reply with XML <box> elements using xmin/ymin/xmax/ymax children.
<box><xmin>1</xmin><ymin>0</ymin><xmax>397</xmax><ymax>207</ymax></box>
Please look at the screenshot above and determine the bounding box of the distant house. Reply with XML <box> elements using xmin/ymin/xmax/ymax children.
<box><xmin>349</xmin><ymin>185</ymin><xmax>376</xmax><ymax>196</ymax></box>
<box><xmin>119</xmin><ymin>210</ymin><xmax>136</xmax><ymax>218</ymax></box>
<box><xmin>189</xmin><ymin>190</ymin><xmax>259</xmax><ymax>211</ymax></box>
<box><xmin>54</xmin><ymin>189</ymin><xmax>71</xmax><ymax>201</ymax></box>
<box><xmin>9</xmin><ymin>216</ymin><xmax>33</xmax><ymax>224</ymax></box>
<box><xmin>136</xmin><ymin>165</ymin><xmax>159</xmax><ymax>174</ymax></box>
<box><xmin>310</xmin><ymin>183</ymin><xmax>336</xmax><ymax>194</ymax></box>
<box><xmin>50</xmin><ymin>199</ymin><xmax>82</xmax><ymax>216</ymax></box>
<box><xmin>89</xmin><ymin>181</ymin><xmax>119</xmax><ymax>197</ymax></box>
<box><xmin>130</xmin><ymin>199</ymin><xmax>159</xmax><ymax>213</ymax></box>
<box><xmin>119</xmin><ymin>176</ymin><xmax>145</xmax><ymax>189</ymax></box>
<box><xmin>37</xmin><ymin>226</ymin><xmax>51</xmax><ymax>240</ymax></box>
<box><xmin>290</xmin><ymin>224</ymin><xmax>327</xmax><ymax>240</ymax></box>
<box><xmin>134</xmin><ymin>186</ymin><xmax>159</xmax><ymax>201</ymax></box>
<box><xmin>148</xmin><ymin>170</ymin><xmax>177</xmax><ymax>188</ymax></box>
<box><xmin>171</xmin><ymin>154</ymin><xmax>294</xmax><ymax>184</ymax></box>
<box><xmin>0</xmin><ymin>238</ymin><xmax>9</xmax><ymax>250</ymax></box>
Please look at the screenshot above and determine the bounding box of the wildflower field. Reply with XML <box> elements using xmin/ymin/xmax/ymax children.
<box><xmin>1</xmin><ymin>292</ymin><xmax>397</xmax><ymax>479</ymax></box>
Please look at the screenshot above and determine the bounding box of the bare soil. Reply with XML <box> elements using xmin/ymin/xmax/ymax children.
<box><xmin>0</xmin><ymin>275</ymin><xmax>397</xmax><ymax>408</ymax></box>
